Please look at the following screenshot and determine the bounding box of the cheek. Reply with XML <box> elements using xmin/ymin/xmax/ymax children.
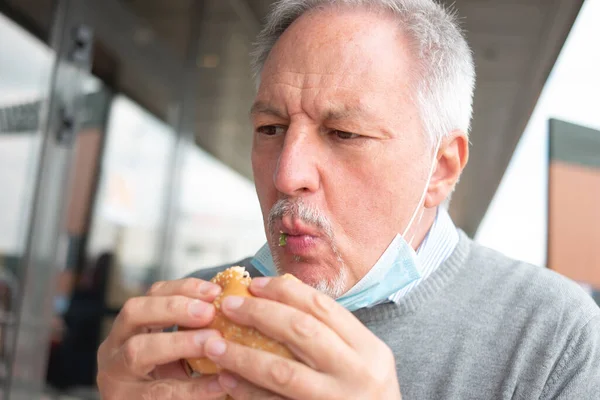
<box><xmin>326</xmin><ymin>149</ymin><xmax>423</xmax><ymax>242</ymax></box>
<box><xmin>323</xmin><ymin>167</ymin><xmax>405</xmax><ymax>277</ymax></box>
<box><xmin>252</xmin><ymin>149</ymin><xmax>277</xmax><ymax>213</ymax></box>
<box><xmin>333</xmin><ymin>173</ymin><xmax>399</xmax><ymax>239</ymax></box>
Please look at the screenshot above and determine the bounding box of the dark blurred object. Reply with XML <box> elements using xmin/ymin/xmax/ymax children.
<box><xmin>0</xmin><ymin>265</ymin><xmax>18</xmax><ymax>378</ymax></box>
<box><xmin>46</xmin><ymin>252</ymin><xmax>113</xmax><ymax>390</ymax></box>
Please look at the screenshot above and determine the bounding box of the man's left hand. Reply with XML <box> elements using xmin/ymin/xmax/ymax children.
<box><xmin>203</xmin><ymin>276</ymin><xmax>402</xmax><ymax>400</ymax></box>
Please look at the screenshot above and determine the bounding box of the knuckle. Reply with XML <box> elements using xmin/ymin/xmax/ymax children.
<box><xmin>120</xmin><ymin>297</ymin><xmax>140</xmax><ymax>326</ymax></box>
<box><xmin>169</xmin><ymin>330</ymin><xmax>189</xmax><ymax>350</ymax></box>
<box><xmin>363</xmin><ymin>343</ymin><xmax>395</xmax><ymax>386</ymax></box>
<box><xmin>121</xmin><ymin>338</ymin><xmax>141</xmax><ymax>371</ymax></box>
<box><xmin>291</xmin><ymin>312</ymin><xmax>318</xmax><ymax>338</ymax></box>
<box><xmin>164</xmin><ymin>296</ymin><xmax>183</xmax><ymax>316</ymax></box>
<box><xmin>196</xmin><ymin>304</ymin><xmax>216</xmax><ymax>325</ymax></box>
<box><xmin>377</xmin><ymin>342</ymin><xmax>395</xmax><ymax>366</ymax></box>
<box><xmin>97</xmin><ymin>339</ymin><xmax>108</xmax><ymax>360</ymax></box>
<box><xmin>182</xmin><ymin>278</ymin><xmax>202</xmax><ymax>293</ymax></box>
<box><xmin>145</xmin><ymin>380</ymin><xmax>174</xmax><ymax>399</ymax></box>
<box><xmin>268</xmin><ymin>358</ymin><xmax>295</xmax><ymax>388</ymax></box>
<box><xmin>309</xmin><ymin>290</ymin><xmax>333</xmax><ymax>318</ymax></box>
<box><xmin>274</xmin><ymin>277</ymin><xmax>293</xmax><ymax>296</ymax></box>
<box><xmin>97</xmin><ymin>339</ymin><xmax>113</xmax><ymax>368</ymax></box>
<box><xmin>147</xmin><ymin>281</ymin><xmax>165</xmax><ymax>296</ymax></box>
<box><xmin>96</xmin><ymin>370</ymin><xmax>109</xmax><ymax>390</ymax></box>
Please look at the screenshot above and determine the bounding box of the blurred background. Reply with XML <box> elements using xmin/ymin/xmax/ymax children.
<box><xmin>0</xmin><ymin>0</ymin><xmax>598</xmax><ymax>398</ymax></box>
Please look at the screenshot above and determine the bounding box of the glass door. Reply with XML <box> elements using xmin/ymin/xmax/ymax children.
<box><xmin>2</xmin><ymin>0</ymin><xmax>266</xmax><ymax>397</ymax></box>
<box><xmin>0</xmin><ymin>10</ymin><xmax>55</xmax><ymax>395</ymax></box>
<box><xmin>39</xmin><ymin>0</ymin><xmax>189</xmax><ymax>397</ymax></box>
<box><xmin>0</xmin><ymin>0</ymin><xmax>96</xmax><ymax>398</ymax></box>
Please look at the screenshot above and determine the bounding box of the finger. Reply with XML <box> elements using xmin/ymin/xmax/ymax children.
<box><xmin>219</xmin><ymin>372</ymin><xmax>288</xmax><ymax>400</ymax></box>
<box><xmin>152</xmin><ymin>360</ymin><xmax>190</xmax><ymax>380</ymax></box>
<box><xmin>205</xmin><ymin>338</ymin><xmax>333</xmax><ymax>400</ymax></box>
<box><xmin>110</xmin><ymin>295</ymin><xmax>216</xmax><ymax>345</ymax></box>
<box><xmin>97</xmin><ymin>371</ymin><xmax>226</xmax><ymax>399</ymax></box>
<box><xmin>250</xmin><ymin>277</ymin><xmax>373</xmax><ymax>351</ymax></box>
<box><xmin>109</xmin><ymin>329</ymin><xmax>221</xmax><ymax>378</ymax></box>
<box><xmin>220</xmin><ymin>295</ymin><xmax>355</xmax><ymax>372</ymax></box>
<box><xmin>147</xmin><ymin>278</ymin><xmax>221</xmax><ymax>299</ymax></box>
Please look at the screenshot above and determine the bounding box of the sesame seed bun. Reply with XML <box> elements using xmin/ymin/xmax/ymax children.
<box><xmin>185</xmin><ymin>267</ymin><xmax>296</xmax><ymax>375</ymax></box>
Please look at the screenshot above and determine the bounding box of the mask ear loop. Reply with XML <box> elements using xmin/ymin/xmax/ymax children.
<box><xmin>408</xmin><ymin>209</ymin><xmax>425</xmax><ymax>246</ymax></box>
<box><xmin>402</xmin><ymin>137</ymin><xmax>442</xmax><ymax>242</ymax></box>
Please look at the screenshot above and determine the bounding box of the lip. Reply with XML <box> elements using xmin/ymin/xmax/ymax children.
<box><xmin>278</xmin><ymin>216</ymin><xmax>322</xmax><ymax>237</ymax></box>
<box><xmin>282</xmin><ymin>234</ymin><xmax>320</xmax><ymax>255</ymax></box>
<box><xmin>275</xmin><ymin>216</ymin><xmax>323</xmax><ymax>255</ymax></box>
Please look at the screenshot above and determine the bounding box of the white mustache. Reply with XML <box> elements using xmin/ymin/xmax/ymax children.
<box><xmin>267</xmin><ymin>198</ymin><xmax>347</xmax><ymax>298</ymax></box>
<box><xmin>267</xmin><ymin>198</ymin><xmax>333</xmax><ymax>239</ymax></box>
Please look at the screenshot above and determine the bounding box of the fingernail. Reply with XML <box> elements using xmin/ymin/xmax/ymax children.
<box><xmin>188</xmin><ymin>300</ymin><xmax>209</xmax><ymax>317</ymax></box>
<box><xmin>252</xmin><ymin>277</ymin><xmax>271</xmax><ymax>289</ymax></box>
<box><xmin>194</xmin><ymin>330</ymin><xmax>219</xmax><ymax>347</ymax></box>
<box><xmin>207</xmin><ymin>376</ymin><xmax>224</xmax><ymax>393</ymax></box>
<box><xmin>222</xmin><ymin>296</ymin><xmax>244</xmax><ymax>310</ymax></box>
<box><xmin>199</xmin><ymin>282</ymin><xmax>220</xmax><ymax>295</ymax></box>
<box><xmin>219</xmin><ymin>372</ymin><xmax>238</xmax><ymax>389</ymax></box>
<box><xmin>205</xmin><ymin>338</ymin><xmax>227</xmax><ymax>357</ymax></box>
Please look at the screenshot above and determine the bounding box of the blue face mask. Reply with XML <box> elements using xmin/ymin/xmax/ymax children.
<box><xmin>251</xmin><ymin>234</ymin><xmax>421</xmax><ymax>312</ymax></box>
<box><xmin>251</xmin><ymin>139</ymin><xmax>441</xmax><ymax>312</ymax></box>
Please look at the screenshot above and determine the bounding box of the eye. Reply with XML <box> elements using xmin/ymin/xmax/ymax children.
<box><xmin>256</xmin><ymin>125</ymin><xmax>286</xmax><ymax>136</ymax></box>
<box><xmin>332</xmin><ymin>130</ymin><xmax>360</xmax><ymax>140</ymax></box>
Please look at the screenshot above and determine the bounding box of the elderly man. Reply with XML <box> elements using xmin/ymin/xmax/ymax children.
<box><xmin>97</xmin><ymin>0</ymin><xmax>600</xmax><ymax>399</ymax></box>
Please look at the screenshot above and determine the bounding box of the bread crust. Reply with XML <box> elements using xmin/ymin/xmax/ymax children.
<box><xmin>185</xmin><ymin>267</ymin><xmax>296</xmax><ymax>374</ymax></box>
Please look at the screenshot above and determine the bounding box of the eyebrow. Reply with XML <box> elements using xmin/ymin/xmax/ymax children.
<box><xmin>250</xmin><ymin>102</ymin><xmax>287</xmax><ymax>119</ymax></box>
<box><xmin>324</xmin><ymin>106</ymin><xmax>366</xmax><ymax>121</ymax></box>
<box><xmin>250</xmin><ymin>101</ymin><xmax>370</xmax><ymax>121</ymax></box>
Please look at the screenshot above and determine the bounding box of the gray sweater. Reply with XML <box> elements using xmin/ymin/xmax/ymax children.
<box><xmin>192</xmin><ymin>231</ymin><xmax>600</xmax><ymax>399</ymax></box>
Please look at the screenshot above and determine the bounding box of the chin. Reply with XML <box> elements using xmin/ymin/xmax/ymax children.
<box><xmin>277</xmin><ymin>257</ymin><xmax>349</xmax><ymax>298</ymax></box>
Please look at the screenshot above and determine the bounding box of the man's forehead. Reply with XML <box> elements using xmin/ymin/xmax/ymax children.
<box><xmin>260</xmin><ymin>70</ymin><xmax>361</xmax><ymax>91</ymax></box>
<box><xmin>260</xmin><ymin>10</ymin><xmax>412</xmax><ymax>85</ymax></box>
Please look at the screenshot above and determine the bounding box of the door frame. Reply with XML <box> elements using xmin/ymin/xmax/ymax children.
<box><xmin>4</xmin><ymin>0</ymin><xmax>200</xmax><ymax>395</ymax></box>
<box><xmin>4</xmin><ymin>0</ymin><xmax>96</xmax><ymax>396</ymax></box>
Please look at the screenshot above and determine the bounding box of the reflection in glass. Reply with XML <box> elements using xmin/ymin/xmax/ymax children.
<box><xmin>168</xmin><ymin>144</ymin><xmax>265</xmax><ymax>280</ymax></box>
<box><xmin>88</xmin><ymin>96</ymin><xmax>175</xmax><ymax>308</ymax></box>
<box><xmin>0</xmin><ymin>12</ymin><xmax>53</xmax><ymax>383</ymax></box>
<box><xmin>165</xmin><ymin>0</ymin><xmax>266</xmax><ymax>281</ymax></box>
<box><xmin>194</xmin><ymin>0</ymin><xmax>257</xmax><ymax>180</ymax></box>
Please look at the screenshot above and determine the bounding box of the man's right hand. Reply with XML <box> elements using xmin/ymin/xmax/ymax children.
<box><xmin>97</xmin><ymin>278</ymin><xmax>227</xmax><ymax>399</ymax></box>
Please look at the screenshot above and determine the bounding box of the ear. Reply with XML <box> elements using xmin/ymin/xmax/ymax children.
<box><xmin>425</xmin><ymin>130</ymin><xmax>469</xmax><ymax>208</ymax></box>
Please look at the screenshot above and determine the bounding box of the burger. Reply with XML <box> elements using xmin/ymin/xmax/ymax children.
<box><xmin>185</xmin><ymin>267</ymin><xmax>296</xmax><ymax>376</ymax></box>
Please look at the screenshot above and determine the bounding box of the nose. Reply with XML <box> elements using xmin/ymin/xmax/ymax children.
<box><xmin>273</xmin><ymin>125</ymin><xmax>320</xmax><ymax>197</ymax></box>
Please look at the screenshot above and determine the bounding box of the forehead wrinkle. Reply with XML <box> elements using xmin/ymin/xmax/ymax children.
<box><xmin>253</xmin><ymin>87</ymin><xmax>381</xmax><ymax>126</ymax></box>
<box><xmin>271</xmin><ymin>70</ymin><xmax>356</xmax><ymax>87</ymax></box>
<box><xmin>256</xmin><ymin>66</ymin><xmax>400</xmax><ymax>130</ymax></box>
<box><xmin>270</xmin><ymin>81</ymin><xmax>353</xmax><ymax>91</ymax></box>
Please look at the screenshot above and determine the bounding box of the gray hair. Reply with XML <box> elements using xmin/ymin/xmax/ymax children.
<box><xmin>250</xmin><ymin>0</ymin><xmax>476</xmax><ymax>146</ymax></box>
